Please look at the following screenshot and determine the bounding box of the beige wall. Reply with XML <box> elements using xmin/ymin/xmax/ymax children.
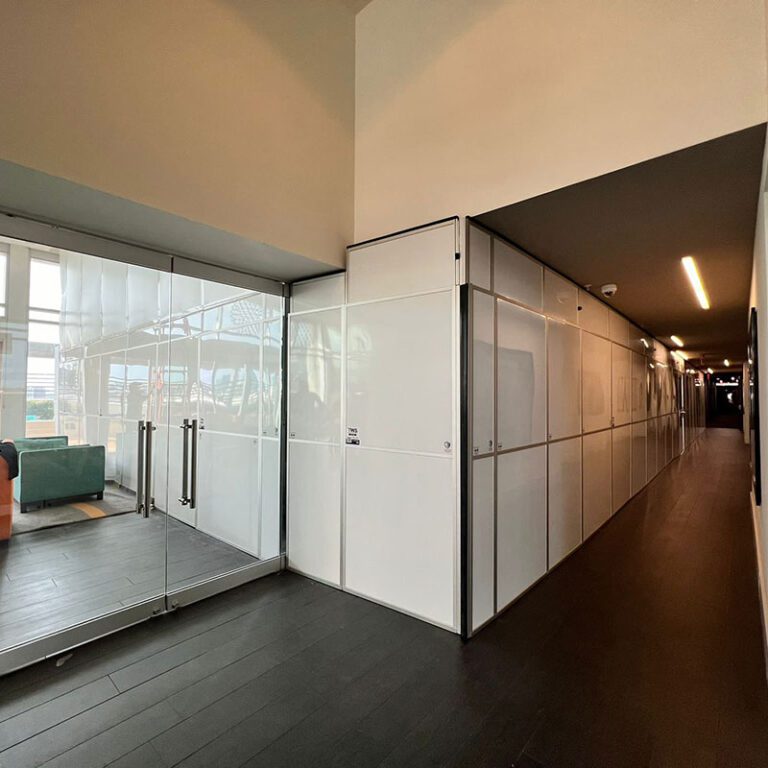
<box><xmin>355</xmin><ymin>0</ymin><xmax>768</xmax><ymax>241</ymax></box>
<box><xmin>0</xmin><ymin>0</ymin><xmax>355</xmax><ymax>269</ymax></box>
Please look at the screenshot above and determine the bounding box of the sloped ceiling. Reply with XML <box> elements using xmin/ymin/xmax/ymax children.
<box><xmin>477</xmin><ymin>124</ymin><xmax>766</xmax><ymax>371</ymax></box>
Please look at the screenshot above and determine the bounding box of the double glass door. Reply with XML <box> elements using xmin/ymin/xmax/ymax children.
<box><xmin>0</xmin><ymin>233</ymin><xmax>284</xmax><ymax>673</ymax></box>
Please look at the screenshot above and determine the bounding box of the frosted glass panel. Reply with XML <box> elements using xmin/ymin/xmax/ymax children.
<box><xmin>81</xmin><ymin>256</ymin><xmax>103</xmax><ymax>345</ymax></box>
<box><xmin>494</xmin><ymin>239</ymin><xmax>542</xmax><ymax>310</ymax></box>
<box><xmin>101</xmin><ymin>259</ymin><xmax>128</xmax><ymax>339</ymax></box>
<box><xmin>262</xmin><ymin>319</ymin><xmax>283</xmax><ymax>438</ymax></box>
<box><xmin>548</xmin><ymin>437</ymin><xmax>582</xmax><ymax>567</ymax></box>
<box><xmin>583</xmin><ymin>429</ymin><xmax>612</xmax><ymax>538</ymax></box>
<box><xmin>578</xmin><ymin>291</ymin><xmax>610</xmax><ymax>337</ymax></box>
<box><xmin>609</xmin><ymin>312</ymin><xmax>629</xmax><ymax>346</ymax></box>
<box><xmin>548</xmin><ymin>320</ymin><xmax>581</xmax><ymax>440</ymax></box>
<box><xmin>288</xmin><ymin>442</ymin><xmax>341</xmax><ymax>585</ymax></box>
<box><xmin>611</xmin><ymin>343</ymin><xmax>631</xmax><ymax>426</ymax></box>
<box><xmin>631</xmin><ymin>352</ymin><xmax>647</xmax><ymax>422</ymax></box>
<box><xmin>497</xmin><ymin>300</ymin><xmax>546</xmax><ymax>450</ymax></box>
<box><xmin>612</xmin><ymin>424</ymin><xmax>632</xmax><ymax>512</ymax></box>
<box><xmin>472</xmin><ymin>457</ymin><xmax>495</xmax><ymax>629</ymax></box>
<box><xmin>468</xmin><ymin>225</ymin><xmax>491</xmax><ymax>290</ymax></box>
<box><xmin>631</xmin><ymin>421</ymin><xmax>647</xmax><ymax>495</ymax></box>
<box><xmin>472</xmin><ymin>291</ymin><xmax>494</xmax><ymax>455</ymax></box>
<box><xmin>647</xmin><ymin>417</ymin><xmax>658</xmax><ymax>480</ymax></box>
<box><xmin>497</xmin><ymin>445</ymin><xmax>547</xmax><ymax>609</ymax></box>
<box><xmin>292</xmin><ymin>275</ymin><xmax>345</xmax><ymax>313</ymax></box>
<box><xmin>289</xmin><ymin>308</ymin><xmax>342</xmax><ymax>444</ymax></box>
<box><xmin>582</xmin><ymin>331</ymin><xmax>611</xmax><ymax>433</ymax></box>
<box><xmin>346</xmin><ymin>291</ymin><xmax>453</xmax><ymax>454</ymax></box>
<box><xmin>544</xmin><ymin>270</ymin><xmax>578</xmax><ymax>324</ymax></box>
<box><xmin>345</xmin><ymin>449</ymin><xmax>455</xmax><ymax>628</ymax></box>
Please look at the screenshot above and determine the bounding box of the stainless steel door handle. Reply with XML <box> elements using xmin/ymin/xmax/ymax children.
<box><xmin>190</xmin><ymin>418</ymin><xmax>198</xmax><ymax>510</ymax></box>
<box><xmin>179</xmin><ymin>419</ymin><xmax>191</xmax><ymax>506</ymax></box>
<box><xmin>136</xmin><ymin>421</ymin><xmax>145</xmax><ymax>515</ymax></box>
<box><xmin>143</xmin><ymin>421</ymin><xmax>154</xmax><ymax>519</ymax></box>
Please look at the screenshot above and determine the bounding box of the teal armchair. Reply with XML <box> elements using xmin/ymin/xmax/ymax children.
<box><xmin>13</xmin><ymin>437</ymin><xmax>106</xmax><ymax>512</ymax></box>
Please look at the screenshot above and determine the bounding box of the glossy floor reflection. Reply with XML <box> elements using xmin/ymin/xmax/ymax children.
<box><xmin>0</xmin><ymin>512</ymin><xmax>256</xmax><ymax>651</ymax></box>
<box><xmin>0</xmin><ymin>429</ymin><xmax>766</xmax><ymax>767</ymax></box>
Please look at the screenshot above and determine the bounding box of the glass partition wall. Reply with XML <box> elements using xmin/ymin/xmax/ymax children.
<box><xmin>0</xmin><ymin>232</ymin><xmax>284</xmax><ymax>673</ymax></box>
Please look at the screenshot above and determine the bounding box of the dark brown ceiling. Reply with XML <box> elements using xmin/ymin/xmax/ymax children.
<box><xmin>477</xmin><ymin>124</ymin><xmax>766</xmax><ymax>371</ymax></box>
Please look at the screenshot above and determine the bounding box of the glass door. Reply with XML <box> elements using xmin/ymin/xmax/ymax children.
<box><xmin>163</xmin><ymin>269</ymin><xmax>284</xmax><ymax>606</ymax></box>
<box><xmin>0</xmin><ymin>237</ymin><xmax>170</xmax><ymax>672</ymax></box>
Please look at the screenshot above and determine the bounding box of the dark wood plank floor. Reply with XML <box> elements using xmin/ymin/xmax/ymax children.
<box><xmin>0</xmin><ymin>512</ymin><xmax>256</xmax><ymax>649</ymax></box>
<box><xmin>0</xmin><ymin>428</ymin><xmax>766</xmax><ymax>767</ymax></box>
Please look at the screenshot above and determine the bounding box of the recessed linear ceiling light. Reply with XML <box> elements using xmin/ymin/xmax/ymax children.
<box><xmin>670</xmin><ymin>335</ymin><xmax>684</xmax><ymax>347</ymax></box>
<box><xmin>673</xmin><ymin>350</ymin><xmax>688</xmax><ymax>361</ymax></box>
<box><xmin>724</xmin><ymin>359</ymin><xmax>730</xmax><ymax>367</ymax></box>
<box><xmin>640</xmin><ymin>338</ymin><xmax>650</xmax><ymax>349</ymax></box>
<box><xmin>682</xmin><ymin>256</ymin><xmax>710</xmax><ymax>310</ymax></box>
<box><xmin>707</xmin><ymin>368</ymin><xmax>714</xmax><ymax>374</ymax></box>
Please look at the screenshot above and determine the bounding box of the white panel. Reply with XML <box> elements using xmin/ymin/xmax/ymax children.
<box><xmin>493</xmin><ymin>239</ymin><xmax>542</xmax><ymax>311</ymax></box>
<box><xmin>468</xmin><ymin>225</ymin><xmax>491</xmax><ymax>291</ymax></box>
<box><xmin>547</xmin><ymin>320</ymin><xmax>581</xmax><ymax>440</ymax></box>
<box><xmin>472</xmin><ymin>291</ymin><xmax>494</xmax><ymax>455</ymax></box>
<box><xmin>609</xmin><ymin>312</ymin><xmax>630</xmax><ymax>346</ymax></box>
<box><xmin>196</xmin><ymin>432</ymin><xmax>259</xmax><ymax>556</ymax></box>
<box><xmin>583</xmin><ymin>429</ymin><xmax>612</xmax><ymax>539</ymax></box>
<box><xmin>288</xmin><ymin>442</ymin><xmax>341</xmax><ymax>585</ymax></box>
<box><xmin>611</xmin><ymin>343</ymin><xmax>631</xmax><ymax>426</ymax></box>
<box><xmin>577</xmin><ymin>291</ymin><xmax>610</xmax><ymax>337</ymax></box>
<box><xmin>259</xmin><ymin>438</ymin><xmax>281</xmax><ymax>560</ymax></box>
<box><xmin>289</xmin><ymin>309</ymin><xmax>342</xmax><ymax>443</ymax></box>
<box><xmin>497</xmin><ymin>445</ymin><xmax>547</xmax><ymax>609</ymax></box>
<box><xmin>631</xmin><ymin>352</ymin><xmax>647</xmax><ymax>422</ymax></box>
<box><xmin>612</xmin><ymin>424</ymin><xmax>632</xmax><ymax>512</ymax></box>
<box><xmin>262</xmin><ymin>319</ymin><xmax>283</xmax><ymax>439</ymax></box>
<box><xmin>346</xmin><ymin>291</ymin><xmax>453</xmax><ymax>454</ymax></box>
<box><xmin>631</xmin><ymin>421</ymin><xmax>647</xmax><ymax>495</ymax></box>
<box><xmin>582</xmin><ymin>331</ymin><xmax>612</xmax><ymax>433</ymax></box>
<box><xmin>292</xmin><ymin>274</ymin><xmax>346</xmax><ymax>313</ymax></box>
<box><xmin>543</xmin><ymin>270</ymin><xmax>578</xmax><ymax>324</ymax></box>
<box><xmin>497</xmin><ymin>300</ymin><xmax>546</xmax><ymax>450</ymax></box>
<box><xmin>471</xmin><ymin>457</ymin><xmax>495</xmax><ymax>630</ymax></box>
<box><xmin>345</xmin><ymin>449</ymin><xmax>455</xmax><ymax>628</ymax></box>
<box><xmin>347</xmin><ymin>222</ymin><xmax>456</xmax><ymax>304</ymax></box>
<box><xmin>647</xmin><ymin>417</ymin><xmax>658</xmax><ymax>481</ymax></box>
<box><xmin>101</xmin><ymin>259</ymin><xmax>128</xmax><ymax>339</ymax></box>
<box><xmin>548</xmin><ymin>437</ymin><xmax>582</xmax><ymax>567</ymax></box>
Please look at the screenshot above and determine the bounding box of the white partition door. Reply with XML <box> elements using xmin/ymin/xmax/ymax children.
<box><xmin>548</xmin><ymin>437</ymin><xmax>583</xmax><ymax>567</ymax></box>
<box><xmin>344</xmin><ymin>221</ymin><xmax>458</xmax><ymax>631</ymax></box>
<box><xmin>582</xmin><ymin>332</ymin><xmax>612</xmax><ymax>434</ymax></box>
<box><xmin>497</xmin><ymin>445</ymin><xmax>547</xmax><ymax>609</ymax></box>
<box><xmin>472</xmin><ymin>291</ymin><xmax>495</xmax><ymax>456</ymax></box>
<box><xmin>548</xmin><ymin>320</ymin><xmax>581</xmax><ymax>440</ymax></box>
<box><xmin>345</xmin><ymin>289</ymin><xmax>456</xmax><ymax>629</ymax></box>
<box><xmin>497</xmin><ymin>299</ymin><xmax>546</xmax><ymax>451</ymax></box>
<box><xmin>583</xmin><ymin>429</ymin><xmax>612</xmax><ymax>538</ymax></box>
<box><xmin>472</xmin><ymin>456</ymin><xmax>495</xmax><ymax>630</ymax></box>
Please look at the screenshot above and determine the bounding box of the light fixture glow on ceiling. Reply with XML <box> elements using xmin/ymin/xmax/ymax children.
<box><xmin>681</xmin><ymin>256</ymin><xmax>710</xmax><ymax>310</ymax></box>
<box><xmin>724</xmin><ymin>359</ymin><xmax>730</xmax><ymax>367</ymax></box>
<box><xmin>640</xmin><ymin>338</ymin><xmax>650</xmax><ymax>349</ymax></box>
<box><xmin>673</xmin><ymin>350</ymin><xmax>688</xmax><ymax>361</ymax></box>
<box><xmin>670</xmin><ymin>335</ymin><xmax>684</xmax><ymax>347</ymax></box>
<box><xmin>707</xmin><ymin>367</ymin><xmax>714</xmax><ymax>374</ymax></box>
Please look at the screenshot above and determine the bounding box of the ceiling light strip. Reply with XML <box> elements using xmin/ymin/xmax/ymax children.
<box><xmin>681</xmin><ymin>256</ymin><xmax>710</xmax><ymax>310</ymax></box>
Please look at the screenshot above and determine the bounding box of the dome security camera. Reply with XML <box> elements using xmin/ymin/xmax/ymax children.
<box><xmin>600</xmin><ymin>283</ymin><xmax>618</xmax><ymax>298</ymax></box>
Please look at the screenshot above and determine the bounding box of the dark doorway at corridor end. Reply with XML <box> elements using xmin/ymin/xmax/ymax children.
<box><xmin>707</xmin><ymin>372</ymin><xmax>744</xmax><ymax>429</ymax></box>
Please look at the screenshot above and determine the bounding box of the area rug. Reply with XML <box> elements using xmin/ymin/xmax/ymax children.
<box><xmin>12</xmin><ymin>484</ymin><xmax>137</xmax><ymax>535</ymax></box>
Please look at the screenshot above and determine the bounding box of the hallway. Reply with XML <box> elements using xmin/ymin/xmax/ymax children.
<box><xmin>0</xmin><ymin>429</ymin><xmax>766</xmax><ymax>767</ymax></box>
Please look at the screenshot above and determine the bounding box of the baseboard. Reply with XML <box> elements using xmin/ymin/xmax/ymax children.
<box><xmin>750</xmin><ymin>491</ymin><xmax>768</xmax><ymax>679</ymax></box>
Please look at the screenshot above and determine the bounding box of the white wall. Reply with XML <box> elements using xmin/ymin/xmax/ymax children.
<box><xmin>0</xmin><ymin>0</ymin><xmax>355</xmax><ymax>270</ymax></box>
<box><xmin>749</xmin><ymin>154</ymin><xmax>768</xmax><ymax>640</ymax></box>
<box><xmin>355</xmin><ymin>0</ymin><xmax>767</xmax><ymax>241</ymax></box>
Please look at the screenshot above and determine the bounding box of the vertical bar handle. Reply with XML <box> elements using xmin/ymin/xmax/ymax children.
<box><xmin>179</xmin><ymin>419</ymin><xmax>190</xmax><ymax>505</ymax></box>
<box><xmin>136</xmin><ymin>420</ymin><xmax>145</xmax><ymax>515</ymax></box>
<box><xmin>190</xmin><ymin>418</ymin><xmax>198</xmax><ymax>510</ymax></box>
<box><xmin>143</xmin><ymin>421</ymin><xmax>154</xmax><ymax>519</ymax></box>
